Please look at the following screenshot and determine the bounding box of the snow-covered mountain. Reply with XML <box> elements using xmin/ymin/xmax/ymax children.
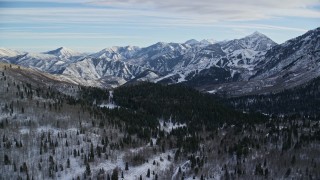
<box><xmin>203</xmin><ymin>27</ymin><xmax>320</xmax><ymax>95</ymax></box>
<box><xmin>253</xmin><ymin>28</ymin><xmax>320</xmax><ymax>79</ymax></box>
<box><xmin>0</xmin><ymin>47</ymin><xmax>84</xmax><ymax>74</ymax></box>
<box><xmin>1</xmin><ymin>28</ymin><xmax>319</xmax><ymax>95</ymax></box>
<box><xmin>155</xmin><ymin>31</ymin><xmax>276</xmax><ymax>85</ymax></box>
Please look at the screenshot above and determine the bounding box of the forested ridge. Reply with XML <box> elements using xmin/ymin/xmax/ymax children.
<box><xmin>1</xmin><ymin>63</ymin><xmax>320</xmax><ymax>179</ymax></box>
<box><xmin>114</xmin><ymin>82</ymin><xmax>266</xmax><ymax>131</ymax></box>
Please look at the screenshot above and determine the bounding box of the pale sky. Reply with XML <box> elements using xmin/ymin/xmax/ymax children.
<box><xmin>0</xmin><ymin>0</ymin><xmax>319</xmax><ymax>52</ymax></box>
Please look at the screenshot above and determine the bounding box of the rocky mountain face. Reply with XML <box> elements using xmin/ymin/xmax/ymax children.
<box><xmin>1</xmin><ymin>27</ymin><xmax>319</xmax><ymax>95</ymax></box>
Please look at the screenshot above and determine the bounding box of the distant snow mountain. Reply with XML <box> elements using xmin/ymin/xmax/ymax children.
<box><xmin>1</xmin><ymin>28</ymin><xmax>319</xmax><ymax>95</ymax></box>
<box><xmin>91</xmin><ymin>46</ymin><xmax>140</xmax><ymax>60</ymax></box>
<box><xmin>185</xmin><ymin>39</ymin><xmax>215</xmax><ymax>46</ymax></box>
<box><xmin>45</xmin><ymin>47</ymin><xmax>84</xmax><ymax>59</ymax></box>
<box><xmin>200</xmin><ymin>39</ymin><xmax>216</xmax><ymax>45</ymax></box>
<box><xmin>184</xmin><ymin>39</ymin><xmax>200</xmax><ymax>46</ymax></box>
<box><xmin>0</xmin><ymin>48</ymin><xmax>22</xmax><ymax>57</ymax></box>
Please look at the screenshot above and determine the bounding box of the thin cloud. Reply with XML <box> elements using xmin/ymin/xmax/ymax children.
<box><xmin>0</xmin><ymin>32</ymin><xmax>141</xmax><ymax>39</ymax></box>
<box><xmin>213</xmin><ymin>24</ymin><xmax>308</xmax><ymax>32</ymax></box>
<box><xmin>91</xmin><ymin>0</ymin><xmax>320</xmax><ymax>20</ymax></box>
<box><xmin>0</xmin><ymin>0</ymin><xmax>318</xmax><ymax>51</ymax></box>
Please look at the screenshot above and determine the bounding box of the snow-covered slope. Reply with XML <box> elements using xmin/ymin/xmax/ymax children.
<box><xmin>253</xmin><ymin>27</ymin><xmax>320</xmax><ymax>79</ymax></box>
<box><xmin>10</xmin><ymin>52</ymin><xmax>68</xmax><ymax>73</ymax></box>
<box><xmin>62</xmin><ymin>57</ymin><xmax>147</xmax><ymax>85</ymax></box>
<box><xmin>126</xmin><ymin>70</ymin><xmax>160</xmax><ymax>84</ymax></box>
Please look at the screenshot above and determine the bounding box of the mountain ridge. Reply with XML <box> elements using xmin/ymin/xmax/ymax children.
<box><xmin>1</xmin><ymin>28</ymin><xmax>319</xmax><ymax>96</ymax></box>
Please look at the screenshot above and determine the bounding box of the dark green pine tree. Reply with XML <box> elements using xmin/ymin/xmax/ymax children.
<box><xmin>4</xmin><ymin>154</ymin><xmax>10</xmax><ymax>165</ymax></box>
<box><xmin>111</xmin><ymin>168</ymin><xmax>118</xmax><ymax>180</ymax></box>
<box><xmin>90</xmin><ymin>143</ymin><xmax>94</xmax><ymax>161</ymax></box>
<box><xmin>67</xmin><ymin>159</ymin><xmax>70</xmax><ymax>168</ymax></box>
<box><xmin>146</xmin><ymin>168</ymin><xmax>150</xmax><ymax>178</ymax></box>
<box><xmin>86</xmin><ymin>163</ymin><xmax>91</xmax><ymax>176</ymax></box>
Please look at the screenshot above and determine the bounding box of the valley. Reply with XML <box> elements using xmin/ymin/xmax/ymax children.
<box><xmin>0</xmin><ymin>63</ymin><xmax>320</xmax><ymax>179</ymax></box>
<box><xmin>0</xmin><ymin>27</ymin><xmax>320</xmax><ymax>180</ymax></box>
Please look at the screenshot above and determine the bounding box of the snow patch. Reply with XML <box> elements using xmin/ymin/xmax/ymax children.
<box><xmin>159</xmin><ymin>119</ymin><xmax>186</xmax><ymax>133</ymax></box>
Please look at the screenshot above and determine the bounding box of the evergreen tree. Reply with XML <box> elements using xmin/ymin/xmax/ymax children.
<box><xmin>291</xmin><ymin>155</ymin><xmax>296</xmax><ymax>165</ymax></box>
<box><xmin>90</xmin><ymin>143</ymin><xmax>94</xmax><ymax>161</ymax></box>
<box><xmin>265</xmin><ymin>168</ymin><xmax>269</xmax><ymax>178</ymax></box>
<box><xmin>111</xmin><ymin>168</ymin><xmax>118</xmax><ymax>180</ymax></box>
<box><xmin>67</xmin><ymin>159</ymin><xmax>70</xmax><ymax>168</ymax></box>
<box><xmin>146</xmin><ymin>168</ymin><xmax>150</xmax><ymax>178</ymax></box>
<box><xmin>13</xmin><ymin>162</ymin><xmax>17</xmax><ymax>172</ymax></box>
<box><xmin>200</xmin><ymin>175</ymin><xmax>204</xmax><ymax>180</ymax></box>
<box><xmin>86</xmin><ymin>163</ymin><xmax>91</xmax><ymax>176</ymax></box>
<box><xmin>73</xmin><ymin>149</ymin><xmax>77</xmax><ymax>157</ymax></box>
<box><xmin>4</xmin><ymin>154</ymin><xmax>10</xmax><ymax>165</ymax></box>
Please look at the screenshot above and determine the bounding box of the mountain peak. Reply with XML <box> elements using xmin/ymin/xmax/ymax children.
<box><xmin>45</xmin><ymin>47</ymin><xmax>82</xmax><ymax>58</ymax></box>
<box><xmin>185</xmin><ymin>39</ymin><xmax>199</xmax><ymax>45</ymax></box>
<box><xmin>154</xmin><ymin>42</ymin><xmax>168</xmax><ymax>46</ymax></box>
<box><xmin>200</xmin><ymin>39</ymin><xmax>215</xmax><ymax>45</ymax></box>
<box><xmin>246</xmin><ymin>31</ymin><xmax>268</xmax><ymax>39</ymax></box>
